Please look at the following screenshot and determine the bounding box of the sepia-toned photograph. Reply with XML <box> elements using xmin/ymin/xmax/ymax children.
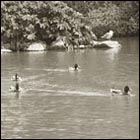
<box><xmin>1</xmin><ymin>1</ymin><xmax>139</xmax><ymax>139</ymax></box>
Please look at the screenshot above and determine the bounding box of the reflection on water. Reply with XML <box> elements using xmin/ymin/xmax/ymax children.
<box><xmin>105</xmin><ymin>47</ymin><xmax>121</xmax><ymax>60</ymax></box>
<box><xmin>1</xmin><ymin>37</ymin><xmax>139</xmax><ymax>139</ymax></box>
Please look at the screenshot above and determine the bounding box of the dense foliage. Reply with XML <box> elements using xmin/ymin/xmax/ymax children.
<box><xmin>1</xmin><ymin>1</ymin><xmax>139</xmax><ymax>51</ymax></box>
<box><xmin>1</xmin><ymin>1</ymin><xmax>96</xmax><ymax>50</ymax></box>
<box><xmin>65</xmin><ymin>1</ymin><xmax>139</xmax><ymax>37</ymax></box>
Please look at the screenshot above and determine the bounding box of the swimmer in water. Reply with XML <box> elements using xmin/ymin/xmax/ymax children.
<box><xmin>123</xmin><ymin>86</ymin><xmax>131</xmax><ymax>95</ymax></box>
<box><xmin>11</xmin><ymin>73</ymin><xmax>22</xmax><ymax>81</ymax></box>
<box><xmin>73</xmin><ymin>64</ymin><xmax>80</xmax><ymax>71</ymax></box>
<box><xmin>9</xmin><ymin>82</ymin><xmax>22</xmax><ymax>92</ymax></box>
<box><xmin>110</xmin><ymin>86</ymin><xmax>132</xmax><ymax>96</ymax></box>
<box><xmin>15</xmin><ymin>82</ymin><xmax>19</xmax><ymax>92</ymax></box>
<box><xmin>69</xmin><ymin>64</ymin><xmax>81</xmax><ymax>71</ymax></box>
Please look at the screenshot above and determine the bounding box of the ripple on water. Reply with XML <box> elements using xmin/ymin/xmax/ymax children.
<box><xmin>1</xmin><ymin>38</ymin><xmax>139</xmax><ymax>139</ymax></box>
<box><xmin>23</xmin><ymin>89</ymin><xmax>111</xmax><ymax>97</ymax></box>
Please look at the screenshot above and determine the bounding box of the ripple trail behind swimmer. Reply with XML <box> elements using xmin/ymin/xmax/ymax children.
<box><xmin>24</xmin><ymin>68</ymin><xmax>68</xmax><ymax>72</ymax></box>
<box><xmin>25</xmin><ymin>89</ymin><xmax>111</xmax><ymax>97</ymax></box>
<box><xmin>22</xmin><ymin>74</ymin><xmax>47</xmax><ymax>82</ymax></box>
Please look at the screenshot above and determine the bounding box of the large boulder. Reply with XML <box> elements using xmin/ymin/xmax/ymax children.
<box><xmin>26</xmin><ymin>42</ymin><xmax>46</xmax><ymax>51</ymax></box>
<box><xmin>49</xmin><ymin>37</ymin><xmax>67</xmax><ymax>50</ymax></box>
<box><xmin>93</xmin><ymin>40</ymin><xmax>121</xmax><ymax>48</ymax></box>
<box><xmin>101</xmin><ymin>30</ymin><xmax>114</xmax><ymax>40</ymax></box>
<box><xmin>73</xmin><ymin>44</ymin><xmax>86</xmax><ymax>49</ymax></box>
<box><xmin>1</xmin><ymin>46</ymin><xmax>12</xmax><ymax>53</ymax></box>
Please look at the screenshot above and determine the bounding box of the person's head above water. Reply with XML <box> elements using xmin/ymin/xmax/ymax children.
<box><xmin>123</xmin><ymin>86</ymin><xmax>130</xmax><ymax>95</ymax></box>
<box><xmin>74</xmin><ymin>64</ymin><xmax>78</xmax><ymax>69</ymax></box>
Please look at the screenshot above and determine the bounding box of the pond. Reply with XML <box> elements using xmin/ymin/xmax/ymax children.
<box><xmin>1</xmin><ymin>37</ymin><xmax>139</xmax><ymax>139</ymax></box>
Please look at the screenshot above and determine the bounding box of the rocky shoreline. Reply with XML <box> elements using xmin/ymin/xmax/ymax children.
<box><xmin>2</xmin><ymin>39</ymin><xmax>122</xmax><ymax>52</ymax></box>
<box><xmin>1</xmin><ymin>1</ymin><xmax>138</xmax><ymax>52</ymax></box>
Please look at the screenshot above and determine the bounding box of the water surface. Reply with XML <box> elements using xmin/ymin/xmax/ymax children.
<box><xmin>1</xmin><ymin>37</ymin><xmax>139</xmax><ymax>139</ymax></box>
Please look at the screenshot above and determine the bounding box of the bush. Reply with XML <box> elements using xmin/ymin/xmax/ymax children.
<box><xmin>1</xmin><ymin>1</ymin><xmax>94</xmax><ymax>50</ymax></box>
<box><xmin>1</xmin><ymin>1</ymin><xmax>139</xmax><ymax>51</ymax></box>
